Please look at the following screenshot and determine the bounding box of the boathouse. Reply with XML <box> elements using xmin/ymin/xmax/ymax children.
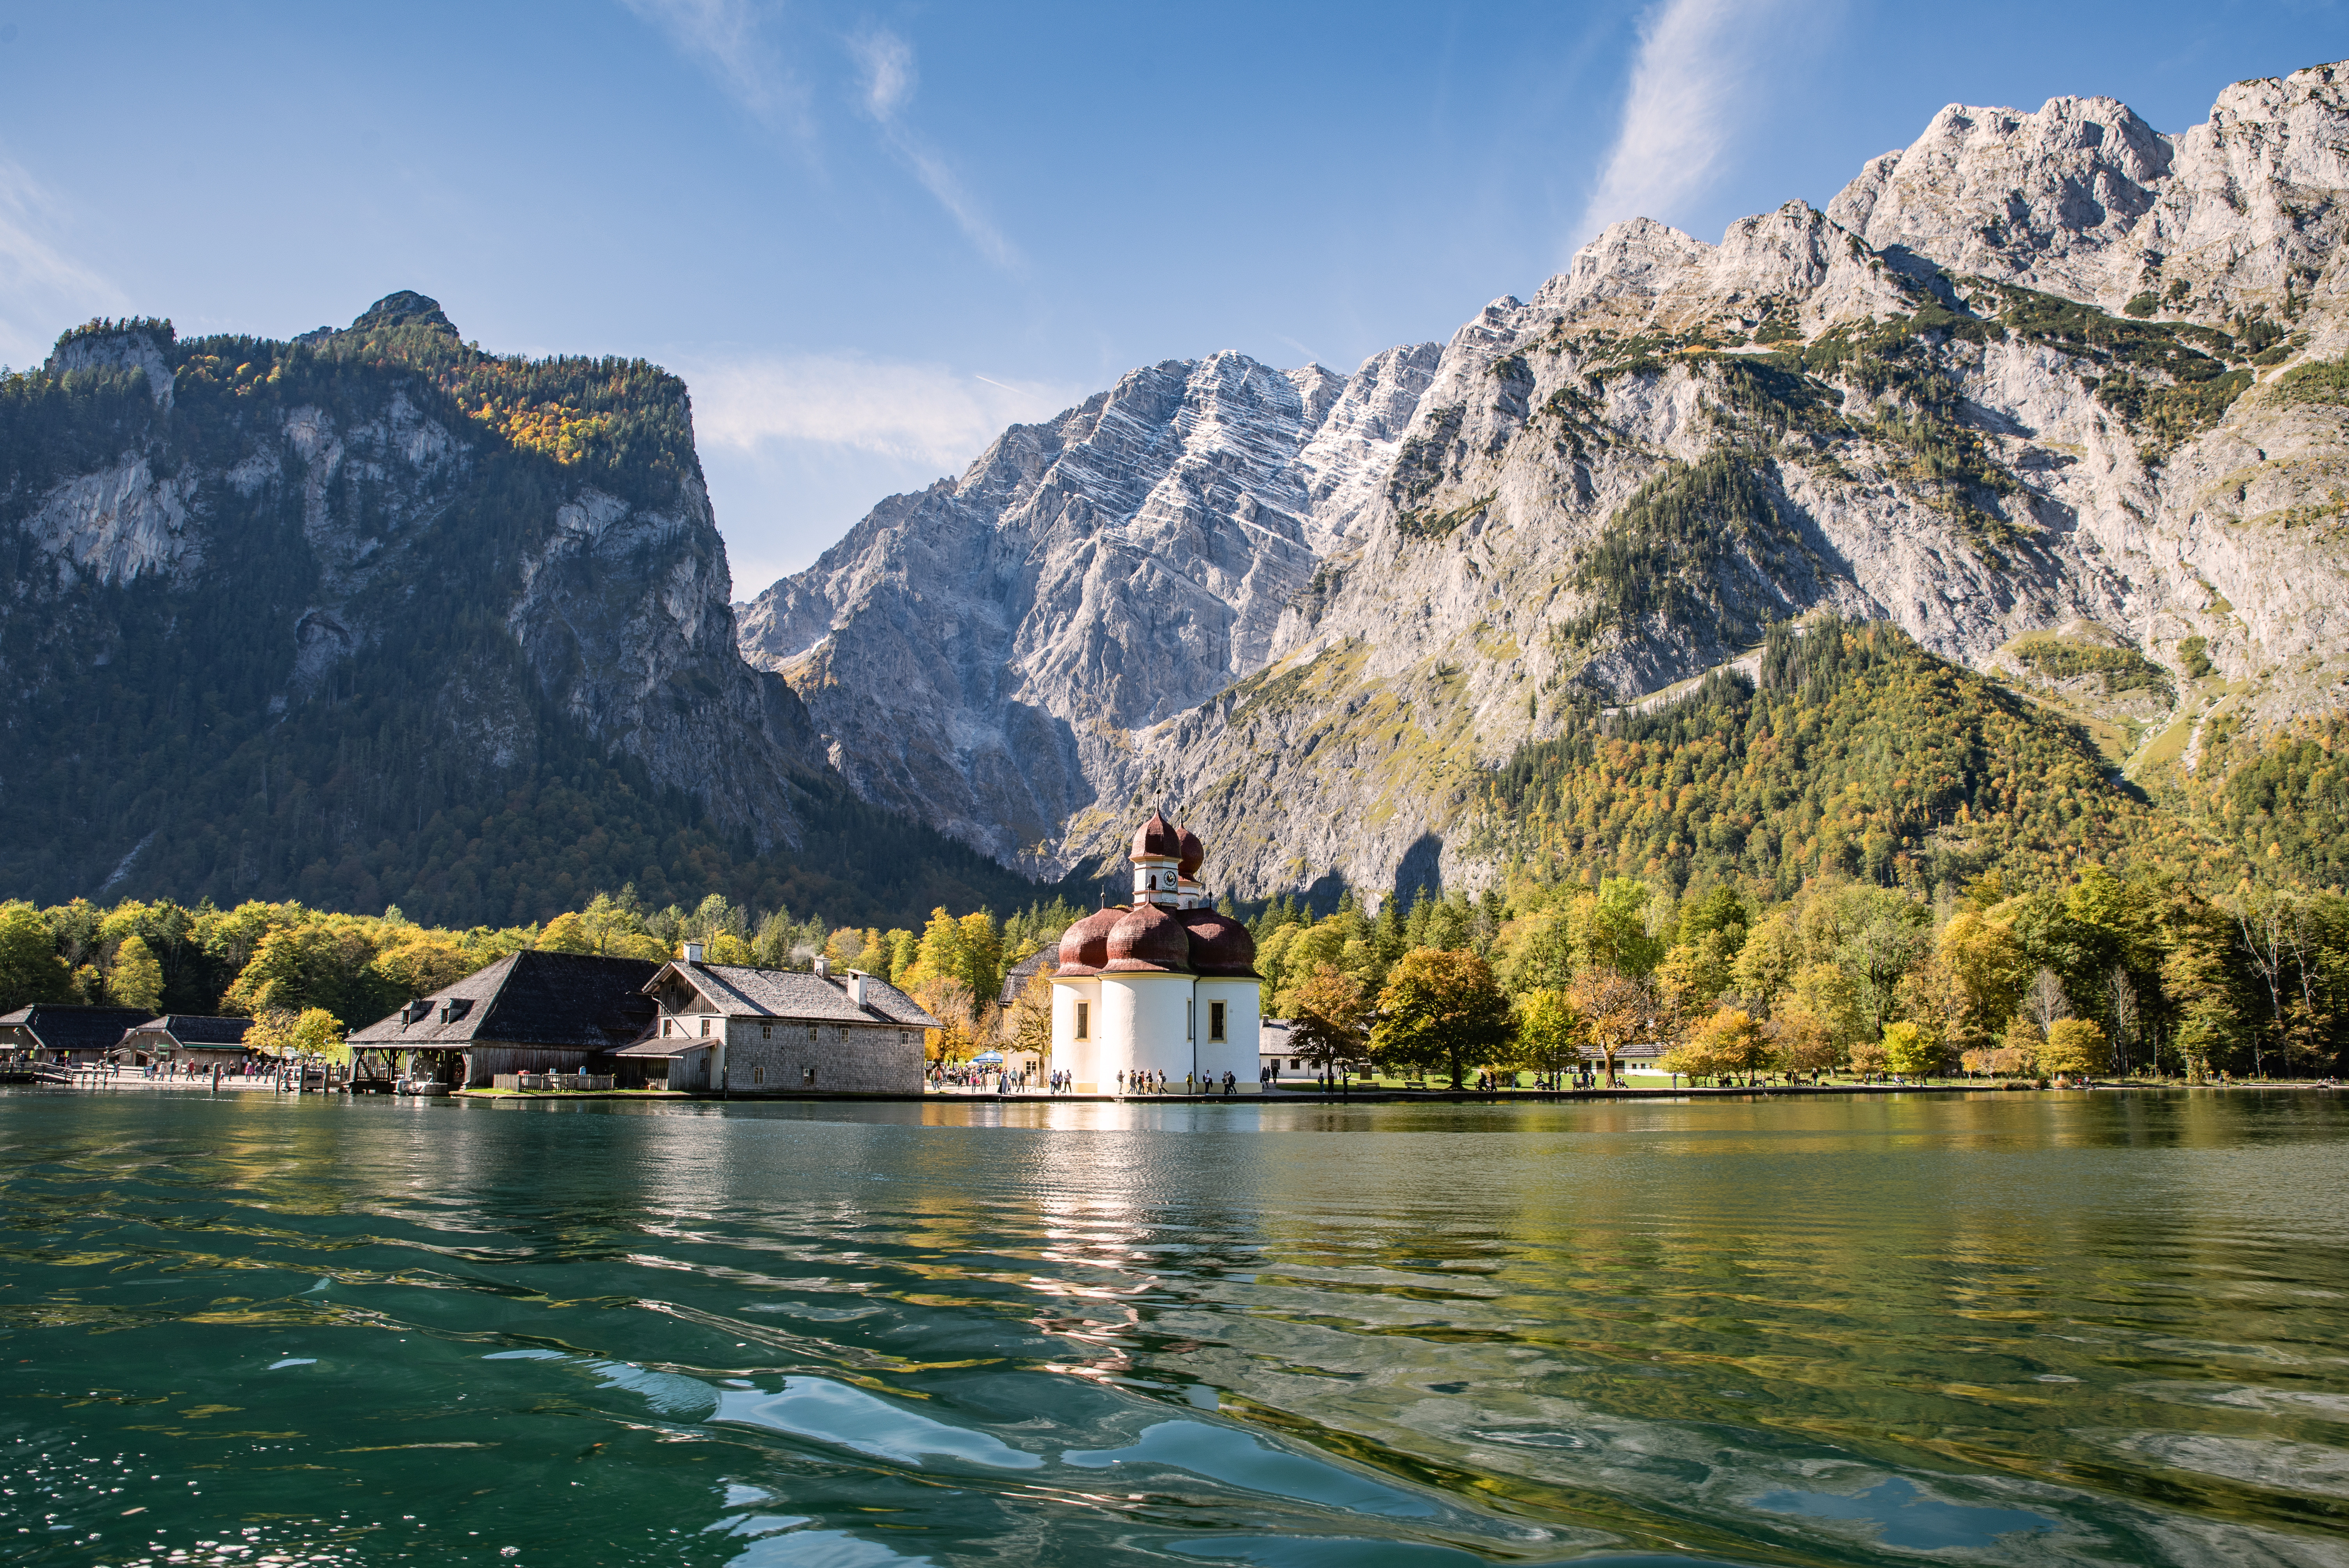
<box><xmin>345</xmin><ymin>951</ymin><xmax>661</xmax><ymax>1087</ymax></box>
<box><xmin>0</xmin><ymin>1004</ymin><xmax>158</xmax><ymax>1066</ymax></box>
<box><xmin>115</xmin><ymin>1015</ymin><xmax>254</xmax><ymax>1071</ymax></box>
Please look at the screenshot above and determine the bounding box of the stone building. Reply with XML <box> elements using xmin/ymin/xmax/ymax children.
<box><xmin>1050</xmin><ymin>813</ymin><xmax>1260</xmax><ymax>1092</ymax></box>
<box><xmin>618</xmin><ymin>947</ymin><xmax>938</xmax><ymax>1094</ymax></box>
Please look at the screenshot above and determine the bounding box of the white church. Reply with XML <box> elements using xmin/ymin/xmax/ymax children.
<box><xmin>1050</xmin><ymin>813</ymin><xmax>1261</xmax><ymax>1091</ymax></box>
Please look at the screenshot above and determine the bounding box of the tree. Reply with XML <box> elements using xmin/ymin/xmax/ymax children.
<box><xmin>107</xmin><ymin>934</ymin><xmax>163</xmax><ymax>1015</ymax></box>
<box><xmin>0</xmin><ymin>900</ymin><xmax>70</xmax><ymax>1012</ymax></box>
<box><xmin>2000</xmin><ymin>1015</ymin><xmax>2046</xmax><ymax>1080</ymax></box>
<box><xmin>2041</xmin><ymin>1018</ymin><xmax>2108</xmax><ymax>1079</ymax></box>
<box><xmin>1691</xmin><ymin>1007</ymin><xmax>1772</xmax><ymax>1084</ymax></box>
<box><xmin>903</xmin><ymin>908</ymin><xmax>965</xmax><ymax>990</ymax></box>
<box><xmin>1788</xmin><ymin>961</ymin><xmax>1865</xmax><ymax>1051</ymax></box>
<box><xmin>1372</xmin><ymin>948</ymin><xmax>1513</xmax><ymax>1090</ymax></box>
<box><xmin>1656</xmin><ymin>929</ymin><xmax>1738</xmax><ymax>1021</ymax></box>
<box><xmin>1003</xmin><ymin>968</ymin><xmax>1054</xmax><ymax>1063</ymax></box>
<box><xmin>1289</xmin><ymin>965</ymin><xmax>1368</xmax><ymax>1078</ymax></box>
<box><xmin>1848</xmin><ymin>1039</ymin><xmax>1890</xmax><ymax>1080</ymax></box>
<box><xmin>1768</xmin><ymin>1009</ymin><xmax>1840</xmax><ymax>1077</ymax></box>
<box><xmin>957</xmin><ymin>911</ymin><xmax>1004</xmax><ymax>1001</ymax></box>
<box><xmin>536</xmin><ymin>912</ymin><xmax>596</xmax><ymax>954</ymax></box>
<box><xmin>1934</xmin><ymin>910</ymin><xmax>2030</xmax><ymax>1051</ymax></box>
<box><xmin>1566</xmin><ymin>967</ymin><xmax>1661</xmax><ymax>1084</ymax></box>
<box><xmin>2023</xmin><ymin>967</ymin><xmax>2071</xmax><ymax>1031</ymax></box>
<box><xmin>1510</xmin><ymin>987</ymin><xmax>1583</xmax><ymax>1080</ymax></box>
<box><xmin>371</xmin><ymin>932</ymin><xmax>475</xmax><ymax>1004</ymax></box>
<box><xmin>1571</xmin><ymin>878</ymin><xmax>1663</xmax><ymax>976</ymax></box>
<box><xmin>247</xmin><ymin>1006</ymin><xmax>347</xmax><ymax>1063</ymax></box>
<box><xmin>909</xmin><ymin>972</ymin><xmax>977</xmax><ymax>1062</ymax></box>
<box><xmin>1658</xmin><ymin>1038</ymin><xmax>1721</xmax><ymax>1082</ymax></box>
<box><xmin>1881</xmin><ymin>1020</ymin><xmax>1940</xmax><ymax>1078</ymax></box>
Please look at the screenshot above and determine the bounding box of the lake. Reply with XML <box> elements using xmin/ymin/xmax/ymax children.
<box><xmin>2</xmin><ymin>1089</ymin><xmax>2345</xmax><ymax>1567</ymax></box>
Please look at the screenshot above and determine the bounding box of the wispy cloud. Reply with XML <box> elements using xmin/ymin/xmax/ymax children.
<box><xmin>847</xmin><ymin>27</ymin><xmax>1020</xmax><ymax>270</ymax></box>
<box><xmin>682</xmin><ymin>351</ymin><xmax>1073</xmax><ymax>469</ymax></box>
<box><xmin>620</xmin><ymin>0</ymin><xmax>813</xmax><ymax>142</ymax></box>
<box><xmin>0</xmin><ymin>157</ymin><xmax>125</xmax><ymax>367</ymax></box>
<box><xmin>1573</xmin><ymin>0</ymin><xmax>1802</xmax><ymax>247</ymax></box>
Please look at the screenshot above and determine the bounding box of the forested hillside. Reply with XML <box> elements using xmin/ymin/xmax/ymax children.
<box><xmin>1479</xmin><ymin>619</ymin><xmax>2260</xmax><ymax>898</ymax></box>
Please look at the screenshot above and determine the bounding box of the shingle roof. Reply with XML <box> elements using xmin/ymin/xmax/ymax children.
<box><xmin>347</xmin><ymin>951</ymin><xmax>660</xmax><ymax>1047</ymax></box>
<box><xmin>661</xmin><ymin>963</ymin><xmax>941</xmax><ymax>1029</ymax></box>
<box><xmin>610</xmin><ymin>1037</ymin><xmax>710</xmax><ymax>1058</ymax></box>
<box><xmin>132</xmin><ymin>1016</ymin><xmax>253</xmax><ymax>1047</ymax></box>
<box><xmin>0</xmin><ymin>1005</ymin><xmax>157</xmax><ymax>1052</ymax></box>
<box><xmin>998</xmin><ymin>949</ymin><xmax>1052</xmax><ymax>1006</ymax></box>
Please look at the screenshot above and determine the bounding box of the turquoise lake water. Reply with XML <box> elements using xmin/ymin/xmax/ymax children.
<box><xmin>2</xmin><ymin>1089</ymin><xmax>2345</xmax><ymax>1566</ymax></box>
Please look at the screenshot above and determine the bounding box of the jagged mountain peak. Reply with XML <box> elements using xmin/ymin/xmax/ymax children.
<box><xmin>742</xmin><ymin>59</ymin><xmax>2349</xmax><ymax>907</ymax></box>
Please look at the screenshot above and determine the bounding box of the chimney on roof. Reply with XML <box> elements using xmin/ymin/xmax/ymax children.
<box><xmin>683</xmin><ymin>941</ymin><xmax>705</xmax><ymax>964</ymax></box>
<box><xmin>813</xmin><ymin>954</ymin><xmax>830</xmax><ymax>978</ymax></box>
<box><xmin>849</xmin><ymin>971</ymin><xmax>868</xmax><ymax>1007</ymax></box>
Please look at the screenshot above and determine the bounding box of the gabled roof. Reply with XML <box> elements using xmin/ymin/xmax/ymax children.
<box><xmin>347</xmin><ymin>951</ymin><xmax>660</xmax><ymax>1047</ymax></box>
<box><xmin>123</xmin><ymin>1015</ymin><xmax>254</xmax><ymax>1047</ymax></box>
<box><xmin>651</xmin><ymin>962</ymin><xmax>941</xmax><ymax>1030</ymax></box>
<box><xmin>998</xmin><ymin>949</ymin><xmax>1052</xmax><ymax>1005</ymax></box>
<box><xmin>0</xmin><ymin>1005</ymin><xmax>157</xmax><ymax>1052</ymax></box>
<box><xmin>610</xmin><ymin>1036</ymin><xmax>711</xmax><ymax>1058</ymax></box>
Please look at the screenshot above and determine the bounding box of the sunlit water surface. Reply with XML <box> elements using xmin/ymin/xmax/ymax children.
<box><xmin>2</xmin><ymin>1089</ymin><xmax>2345</xmax><ymax>1567</ymax></box>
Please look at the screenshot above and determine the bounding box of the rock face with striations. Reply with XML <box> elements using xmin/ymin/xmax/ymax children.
<box><xmin>742</xmin><ymin>61</ymin><xmax>2349</xmax><ymax>904</ymax></box>
<box><xmin>0</xmin><ymin>294</ymin><xmax>864</xmax><ymax>920</ymax></box>
<box><xmin>736</xmin><ymin>348</ymin><xmax>1439</xmax><ymax>875</ymax></box>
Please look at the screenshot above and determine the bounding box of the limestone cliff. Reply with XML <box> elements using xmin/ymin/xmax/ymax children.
<box><xmin>0</xmin><ymin>297</ymin><xmax>1033</xmax><ymax>925</ymax></box>
<box><xmin>741</xmin><ymin>61</ymin><xmax>2349</xmax><ymax>907</ymax></box>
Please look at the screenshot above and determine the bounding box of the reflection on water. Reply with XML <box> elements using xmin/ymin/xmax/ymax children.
<box><xmin>0</xmin><ymin>1089</ymin><xmax>2346</xmax><ymax>1566</ymax></box>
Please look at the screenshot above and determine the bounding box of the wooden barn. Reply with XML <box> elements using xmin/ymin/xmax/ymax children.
<box><xmin>115</xmin><ymin>1015</ymin><xmax>254</xmax><ymax>1071</ymax></box>
<box><xmin>0</xmin><ymin>1004</ymin><xmax>158</xmax><ymax>1066</ymax></box>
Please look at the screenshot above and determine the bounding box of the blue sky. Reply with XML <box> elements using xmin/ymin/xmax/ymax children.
<box><xmin>0</xmin><ymin>1</ymin><xmax>2338</xmax><ymax>592</ymax></box>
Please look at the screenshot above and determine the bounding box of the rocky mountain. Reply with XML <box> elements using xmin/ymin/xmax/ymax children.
<box><xmin>741</xmin><ymin>61</ymin><xmax>2349</xmax><ymax>905</ymax></box>
<box><xmin>0</xmin><ymin>293</ymin><xmax>1042</xmax><ymax>926</ymax></box>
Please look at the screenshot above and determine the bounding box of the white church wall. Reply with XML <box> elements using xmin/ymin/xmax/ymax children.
<box><xmin>1101</xmin><ymin>973</ymin><xmax>1195</xmax><ymax>1085</ymax></box>
<box><xmin>1193</xmin><ymin>978</ymin><xmax>1261</xmax><ymax>1086</ymax></box>
<box><xmin>1050</xmin><ymin>977</ymin><xmax>1102</xmax><ymax>1090</ymax></box>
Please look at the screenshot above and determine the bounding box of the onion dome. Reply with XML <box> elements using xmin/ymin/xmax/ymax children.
<box><xmin>1103</xmin><ymin>902</ymin><xmax>1193</xmax><ymax>973</ymax></box>
<box><xmin>1130</xmin><ymin>811</ymin><xmax>1182</xmax><ymax>862</ymax></box>
<box><xmin>1055</xmin><ymin>906</ymin><xmax>1123</xmax><ymax>977</ymax></box>
<box><xmin>1177</xmin><ymin>907</ymin><xmax>1258</xmax><ymax>978</ymax></box>
<box><xmin>1176</xmin><ymin>826</ymin><xmax>1204</xmax><ymax>878</ymax></box>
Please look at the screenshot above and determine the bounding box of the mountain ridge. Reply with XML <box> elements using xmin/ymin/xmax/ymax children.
<box><xmin>0</xmin><ymin>296</ymin><xmax>1051</xmax><ymax>927</ymax></box>
<box><xmin>739</xmin><ymin>59</ymin><xmax>2349</xmax><ymax>906</ymax></box>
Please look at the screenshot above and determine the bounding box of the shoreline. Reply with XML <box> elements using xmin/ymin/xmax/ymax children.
<box><xmin>10</xmin><ymin>1080</ymin><xmax>2334</xmax><ymax>1106</ymax></box>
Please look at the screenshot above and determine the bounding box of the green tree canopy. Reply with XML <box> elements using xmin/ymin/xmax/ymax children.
<box><xmin>1373</xmin><ymin>947</ymin><xmax>1513</xmax><ymax>1090</ymax></box>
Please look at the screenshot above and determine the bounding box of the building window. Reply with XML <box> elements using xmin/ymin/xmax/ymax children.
<box><xmin>762</xmin><ymin>1024</ymin><xmax>771</xmax><ymax>1040</ymax></box>
<box><xmin>1210</xmin><ymin>1001</ymin><xmax>1227</xmax><ymax>1042</ymax></box>
<box><xmin>1075</xmin><ymin>1001</ymin><xmax>1089</xmax><ymax>1040</ymax></box>
<box><xmin>752</xmin><ymin>1066</ymin><xmax>764</xmax><ymax>1085</ymax></box>
<box><xmin>802</xmin><ymin>1066</ymin><xmax>817</xmax><ymax>1086</ymax></box>
<box><xmin>700</xmin><ymin>1017</ymin><xmax>711</xmax><ymax>1037</ymax></box>
<box><xmin>662</xmin><ymin>1018</ymin><xmax>672</xmax><ymax>1038</ymax></box>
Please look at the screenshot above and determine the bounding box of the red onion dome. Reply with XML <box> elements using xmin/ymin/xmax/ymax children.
<box><xmin>1103</xmin><ymin>902</ymin><xmax>1193</xmax><ymax>973</ymax></box>
<box><xmin>1130</xmin><ymin>811</ymin><xmax>1182</xmax><ymax>862</ymax></box>
<box><xmin>1176</xmin><ymin>826</ymin><xmax>1204</xmax><ymax>878</ymax></box>
<box><xmin>1177</xmin><ymin>908</ymin><xmax>1258</xmax><ymax>978</ymax></box>
<box><xmin>1055</xmin><ymin>907</ymin><xmax>1123</xmax><ymax>977</ymax></box>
